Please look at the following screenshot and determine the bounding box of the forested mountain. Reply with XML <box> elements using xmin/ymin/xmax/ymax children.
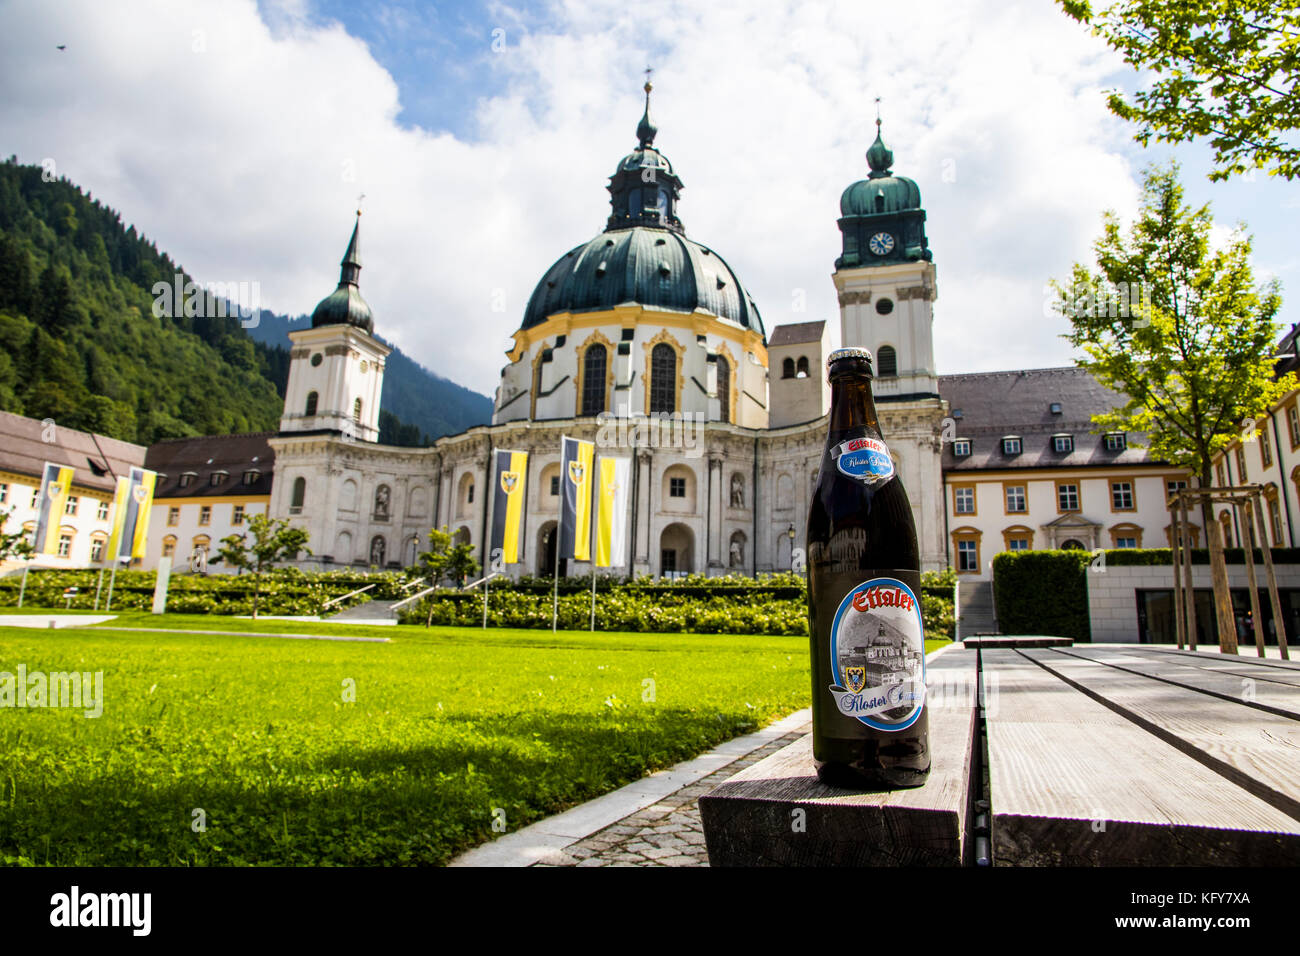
<box><xmin>0</xmin><ymin>158</ymin><xmax>492</xmax><ymax>448</ymax></box>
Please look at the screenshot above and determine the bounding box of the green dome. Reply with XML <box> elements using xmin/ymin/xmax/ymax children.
<box><xmin>311</xmin><ymin>215</ymin><xmax>374</xmax><ymax>334</ymax></box>
<box><xmin>839</xmin><ymin>125</ymin><xmax>922</xmax><ymax>216</ymax></box>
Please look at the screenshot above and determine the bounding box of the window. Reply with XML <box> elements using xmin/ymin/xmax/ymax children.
<box><xmin>305</xmin><ymin>391</ymin><xmax>318</xmax><ymax>416</ymax></box>
<box><xmin>1289</xmin><ymin>404</ymin><xmax>1300</xmax><ymax>449</ymax></box>
<box><xmin>796</xmin><ymin>356</ymin><xmax>809</xmax><ymax>378</ymax></box>
<box><xmin>64</xmin><ymin>495</ymin><xmax>78</xmax><ymax>516</ymax></box>
<box><xmin>716</xmin><ymin>356</ymin><xmax>731</xmax><ymax>423</ymax></box>
<box><xmin>1111</xmin><ymin>481</ymin><xmax>1134</xmax><ymax>510</ymax></box>
<box><xmin>1261</xmin><ymin>425</ymin><xmax>1274</xmax><ymax>468</ymax></box>
<box><xmin>1216</xmin><ymin>461</ymin><xmax>1226</xmax><ymax>487</ymax></box>
<box><xmin>210</xmin><ymin>472</ymin><xmax>227</xmax><ymax>488</ymax></box>
<box><xmin>199</xmin><ymin>505</ymin><xmax>211</xmax><ymax>526</ymax></box>
<box><xmin>90</xmin><ymin>537</ymin><xmax>105</xmax><ymax>562</ymax></box>
<box><xmin>179</xmin><ymin>473</ymin><xmax>195</xmax><ymax>489</ymax></box>
<box><xmin>953</xmin><ymin>486</ymin><xmax>975</xmax><ymax>515</ymax></box>
<box><xmin>876</xmin><ymin>345</ymin><xmax>898</xmax><ymax>377</ymax></box>
<box><xmin>661</xmin><ymin>548</ymin><xmax>677</xmax><ymax>573</ymax></box>
<box><xmin>1052</xmin><ymin>434</ymin><xmax>1074</xmax><ymax>453</ymax></box>
<box><xmin>162</xmin><ymin>537</ymin><xmax>176</xmax><ymax>558</ymax></box>
<box><xmin>291</xmin><ymin>476</ymin><xmax>306</xmax><ymax>513</ymax></box>
<box><xmin>549</xmin><ymin>475</ymin><xmax>559</xmax><ymax>497</ymax></box>
<box><xmin>581</xmin><ymin>345</ymin><xmax>607</xmax><ymax>416</ymax></box>
<box><xmin>233</xmin><ymin>504</ymin><xmax>245</xmax><ymax>525</ymax></box>
<box><xmin>57</xmin><ymin>533</ymin><xmax>72</xmax><ymax>557</ymax></box>
<box><xmin>243</xmin><ymin>470</ymin><xmax>260</xmax><ymax>486</ymax></box>
<box><xmin>957</xmin><ymin>540</ymin><xmax>978</xmax><ymax>572</ymax></box>
<box><xmin>875</xmin><ymin>298</ymin><xmax>894</xmax><ymax>315</ymax></box>
<box><xmin>650</xmin><ymin>343</ymin><xmax>676</xmax><ymax>413</ymax></box>
<box><xmin>1104</xmin><ymin>433</ymin><xmax>1127</xmax><ymax>452</ymax></box>
<box><xmin>167</xmin><ymin>507</ymin><xmax>180</xmax><ymax>526</ymax></box>
<box><xmin>1269</xmin><ymin>496</ymin><xmax>1284</xmax><ymax>545</ymax></box>
<box><xmin>1002</xmin><ymin>437</ymin><xmax>1021</xmax><ymax>456</ymax></box>
<box><xmin>953</xmin><ymin>439</ymin><xmax>971</xmax><ymax>457</ymax></box>
<box><xmin>1166</xmin><ymin>478</ymin><xmax>1188</xmax><ymax>497</ymax></box>
<box><xmin>1116</xmin><ymin>537</ymin><xmax>1138</xmax><ymax>549</ymax></box>
<box><xmin>0</xmin><ymin>483</ymin><xmax>7</xmax><ymax>504</ymax></box>
<box><xmin>96</xmin><ymin>500</ymin><xmax>109</xmax><ymax>520</ymax></box>
<box><xmin>1005</xmin><ymin>485</ymin><xmax>1026</xmax><ymax>513</ymax></box>
<box><xmin>1007</xmin><ymin>538</ymin><xmax>1030</xmax><ymax>551</ymax></box>
<box><xmin>1235</xmin><ymin>445</ymin><xmax>1247</xmax><ymax>481</ymax></box>
<box><xmin>467</xmin><ymin>484</ymin><xmax>474</xmax><ymax>504</ymax></box>
<box><xmin>1049</xmin><ymin>402</ymin><xmax>1063</xmax><ymax>415</ymax></box>
<box><xmin>30</xmin><ymin>488</ymin><xmax>39</xmax><ymax>508</ymax></box>
<box><xmin>669</xmin><ymin>477</ymin><xmax>686</xmax><ymax>498</ymax></box>
<box><xmin>782</xmin><ymin>357</ymin><xmax>795</xmax><ymax>379</ymax></box>
<box><xmin>353</xmin><ymin>397</ymin><xmax>363</xmax><ymax>424</ymax></box>
<box><xmin>1057</xmin><ymin>483</ymin><xmax>1080</xmax><ymax>511</ymax></box>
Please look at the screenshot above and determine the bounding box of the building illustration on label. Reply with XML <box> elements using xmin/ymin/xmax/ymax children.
<box><xmin>833</xmin><ymin>437</ymin><xmax>895</xmax><ymax>484</ymax></box>
<box><xmin>828</xmin><ymin>577</ymin><xmax>925</xmax><ymax>730</ymax></box>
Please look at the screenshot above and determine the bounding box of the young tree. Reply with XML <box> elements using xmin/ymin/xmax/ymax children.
<box><xmin>1054</xmin><ymin>162</ymin><xmax>1294</xmax><ymax>649</ymax></box>
<box><xmin>0</xmin><ymin>506</ymin><xmax>34</xmax><ymax>561</ymax></box>
<box><xmin>210</xmin><ymin>513</ymin><xmax>311</xmax><ymax>619</ymax></box>
<box><xmin>415</xmin><ymin>526</ymin><xmax>479</xmax><ymax>588</ymax></box>
<box><xmin>1060</xmin><ymin>1</ymin><xmax>1300</xmax><ymax>181</ymax></box>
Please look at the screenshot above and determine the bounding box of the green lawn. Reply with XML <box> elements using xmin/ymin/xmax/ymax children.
<box><xmin>0</xmin><ymin>619</ymin><xmax>818</xmax><ymax>865</ymax></box>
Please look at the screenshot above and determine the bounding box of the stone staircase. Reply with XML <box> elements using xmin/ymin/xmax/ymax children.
<box><xmin>327</xmin><ymin>598</ymin><xmax>400</xmax><ymax>624</ymax></box>
<box><xmin>956</xmin><ymin>580</ymin><xmax>998</xmax><ymax>639</ymax></box>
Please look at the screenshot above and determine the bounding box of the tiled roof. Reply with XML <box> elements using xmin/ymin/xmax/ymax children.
<box><xmin>937</xmin><ymin>367</ymin><xmax>1160</xmax><ymax>471</ymax></box>
<box><xmin>0</xmin><ymin>410</ymin><xmax>147</xmax><ymax>494</ymax></box>
<box><xmin>768</xmin><ymin>321</ymin><xmax>826</xmax><ymax>347</ymax></box>
<box><xmin>144</xmin><ymin>433</ymin><xmax>276</xmax><ymax>498</ymax></box>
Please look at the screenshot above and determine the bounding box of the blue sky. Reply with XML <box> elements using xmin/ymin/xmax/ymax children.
<box><xmin>3</xmin><ymin>0</ymin><xmax>1297</xmax><ymax>397</ymax></box>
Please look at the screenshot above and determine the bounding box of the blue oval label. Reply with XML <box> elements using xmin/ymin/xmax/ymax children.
<box><xmin>833</xmin><ymin>437</ymin><xmax>895</xmax><ymax>484</ymax></box>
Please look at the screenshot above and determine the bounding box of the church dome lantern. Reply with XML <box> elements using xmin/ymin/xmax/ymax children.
<box><xmin>836</xmin><ymin>116</ymin><xmax>931</xmax><ymax>269</ymax></box>
<box><xmin>311</xmin><ymin>213</ymin><xmax>374</xmax><ymax>334</ymax></box>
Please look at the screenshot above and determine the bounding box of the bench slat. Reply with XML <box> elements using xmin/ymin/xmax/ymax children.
<box><xmin>982</xmin><ymin>648</ymin><xmax>1300</xmax><ymax>866</ymax></box>
<box><xmin>699</xmin><ymin>648</ymin><xmax>978</xmax><ymax>867</ymax></box>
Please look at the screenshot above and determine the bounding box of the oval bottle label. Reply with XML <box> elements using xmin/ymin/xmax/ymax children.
<box><xmin>833</xmin><ymin>437</ymin><xmax>895</xmax><ymax>484</ymax></box>
<box><xmin>828</xmin><ymin>577</ymin><xmax>926</xmax><ymax>731</ymax></box>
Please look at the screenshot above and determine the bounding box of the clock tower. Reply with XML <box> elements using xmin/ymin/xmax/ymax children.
<box><xmin>832</xmin><ymin>117</ymin><xmax>946</xmax><ymax>570</ymax></box>
<box><xmin>833</xmin><ymin>118</ymin><xmax>937</xmax><ymax>402</ymax></box>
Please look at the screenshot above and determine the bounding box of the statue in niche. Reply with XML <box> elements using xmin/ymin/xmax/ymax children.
<box><xmin>374</xmin><ymin>485</ymin><xmax>390</xmax><ymax>518</ymax></box>
<box><xmin>729</xmin><ymin>534</ymin><xmax>745</xmax><ymax>568</ymax></box>
<box><xmin>730</xmin><ymin>473</ymin><xmax>744</xmax><ymax>508</ymax></box>
<box><xmin>370</xmin><ymin>536</ymin><xmax>386</xmax><ymax>566</ymax></box>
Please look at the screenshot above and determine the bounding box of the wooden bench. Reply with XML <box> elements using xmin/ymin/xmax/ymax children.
<box><xmin>699</xmin><ymin>648</ymin><xmax>980</xmax><ymax>866</ymax></box>
<box><xmin>700</xmin><ymin>644</ymin><xmax>1300</xmax><ymax>866</ymax></box>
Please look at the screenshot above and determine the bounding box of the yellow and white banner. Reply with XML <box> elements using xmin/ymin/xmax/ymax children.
<box><xmin>32</xmin><ymin>462</ymin><xmax>74</xmax><ymax>555</ymax></box>
<box><xmin>108</xmin><ymin>466</ymin><xmax>157</xmax><ymax>561</ymax></box>
<box><xmin>490</xmin><ymin>449</ymin><xmax>528</xmax><ymax>564</ymax></box>
<box><xmin>594</xmin><ymin>457</ymin><xmax>631</xmax><ymax>568</ymax></box>
<box><xmin>559</xmin><ymin>436</ymin><xmax>594</xmax><ymax>562</ymax></box>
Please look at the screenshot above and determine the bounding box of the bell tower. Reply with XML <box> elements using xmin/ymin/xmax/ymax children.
<box><xmin>280</xmin><ymin>212</ymin><xmax>390</xmax><ymax>442</ymax></box>
<box><xmin>833</xmin><ymin>117</ymin><xmax>938</xmax><ymax>403</ymax></box>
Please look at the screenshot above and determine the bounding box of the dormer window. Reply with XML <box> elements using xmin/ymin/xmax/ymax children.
<box><xmin>1104</xmin><ymin>432</ymin><xmax>1127</xmax><ymax>452</ymax></box>
<box><xmin>952</xmin><ymin>409</ymin><xmax>963</xmax><ymax>420</ymax></box>
<box><xmin>243</xmin><ymin>470</ymin><xmax>261</xmax><ymax>486</ymax></box>
<box><xmin>1002</xmin><ymin>436</ymin><xmax>1022</xmax><ymax>456</ymax></box>
<box><xmin>953</xmin><ymin>439</ymin><xmax>972</xmax><ymax>457</ymax></box>
<box><xmin>178</xmin><ymin>472</ymin><xmax>197</xmax><ymax>489</ymax></box>
<box><xmin>1049</xmin><ymin>402</ymin><xmax>1063</xmax><ymax>415</ymax></box>
<box><xmin>210</xmin><ymin>471</ymin><xmax>228</xmax><ymax>488</ymax></box>
<box><xmin>1052</xmin><ymin>434</ymin><xmax>1074</xmax><ymax>453</ymax></box>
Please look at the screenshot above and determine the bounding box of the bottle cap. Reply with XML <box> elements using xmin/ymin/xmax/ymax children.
<box><xmin>827</xmin><ymin>347</ymin><xmax>873</xmax><ymax>366</ymax></box>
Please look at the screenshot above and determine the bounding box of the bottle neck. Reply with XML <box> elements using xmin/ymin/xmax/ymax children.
<box><xmin>827</xmin><ymin>373</ymin><xmax>880</xmax><ymax>436</ymax></box>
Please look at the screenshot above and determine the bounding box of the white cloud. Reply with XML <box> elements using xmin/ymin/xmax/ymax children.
<box><xmin>0</xmin><ymin>0</ymin><xmax>1142</xmax><ymax>397</ymax></box>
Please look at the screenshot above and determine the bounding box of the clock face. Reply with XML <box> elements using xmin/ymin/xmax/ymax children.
<box><xmin>868</xmin><ymin>232</ymin><xmax>895</xmax><ymax>256</ymax></box>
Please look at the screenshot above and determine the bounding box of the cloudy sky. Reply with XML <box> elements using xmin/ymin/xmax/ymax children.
<box><xmin>3</xmin><ymin>0</ymin><xmax>1297</xmax><ymax>399</ymax></box>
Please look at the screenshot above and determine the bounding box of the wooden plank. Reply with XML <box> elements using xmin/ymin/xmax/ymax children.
<box><xmin>699</xmin><ymin>648</ymin><xmax>978</xmax><ymax>867</ymax></box>
<box><xmin>1055</xmin><ymin>646</ymin><xmax>1300</xmax><ymax>718</ymax></box>
<box><xmin>963</xmin><ymin>636</ymin><xmax>1072</xmax><ymax>648</ymax></box>
<box><xmin>1024</xmin><ymin>648</ymin><xmax>1300</xmax><ymax>817</ymax></box>
<box><xmin>981</xmin><ymin>648</ymin><xmax>1300</xmax><ymax>866</ymax></box>
<box><xmin>1140</xmin><ymin>646</ymin><xmax>1300</xmax><ymax>685</ymax></box>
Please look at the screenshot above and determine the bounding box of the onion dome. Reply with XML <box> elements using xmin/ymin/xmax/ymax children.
<box><xmin>311</xmin><ymin>212</ymin><xmax>374</xmax><ymax>333</ymax></box>
<box><xmin>519</xmin><ymin>78</ymin><xmax>763</xmax><ymax>336</ymax></box>
<box><xmin>835</xmin><ymin>116</ymin><xmax>932</xmax><ymax>268</ymax></box>
<box><xmin>839</xmin><ymin>120</ymin><xmax>923</xmax><ymax>217</ymax></box>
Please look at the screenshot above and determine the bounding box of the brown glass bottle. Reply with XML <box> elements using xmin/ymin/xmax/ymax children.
<box><xmin>806</xmin><ymin>347</ymin><xmax>929</xmax><ymax>789</ymax></box>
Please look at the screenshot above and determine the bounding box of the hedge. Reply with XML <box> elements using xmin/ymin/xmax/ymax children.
<box><xmin>991</xmin><ymin>550</ymin><xmax>1093</xmax><ymax>642</ymax></box>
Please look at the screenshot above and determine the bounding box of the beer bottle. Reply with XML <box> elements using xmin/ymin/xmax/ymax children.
<box><xmin>806</xmin><ymin>347</ymin><xmax>929</xmax><ymax>789</ymax></box>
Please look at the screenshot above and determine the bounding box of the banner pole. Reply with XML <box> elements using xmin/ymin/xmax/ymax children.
<box><xmin>94</xmin><ymin>568</ymin><xmax>104</xmax><ymax>610</ymax></box>
<box><xmin>483</xmin><ymin>573</ymin><xmax>489</xmax><ymax>629</ymax></box>
<box><xmin>106</xmin><ymin>564</ymin><xmax>118</xmax><ymax>612</ymax></box>
<box><xmin>590</xmin><ymin>467</ymin><xmax>597</xmax><ymax>632</ymax></box>
<box><xmin>552</xmin><ymin>531</ymin><xmax>560</xmax><ymax>635</ymax></box>
<box><xmin>17</xmin><ymin>563</ymin><xmax>28</xmax><ymax>609</ymax></box>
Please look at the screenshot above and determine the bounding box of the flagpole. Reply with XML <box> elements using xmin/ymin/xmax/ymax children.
<box><xmin>106</xmin><ymin>563</ymin><xmax>118</xmax><ymax>612</ymax></box>
<box><xmin>590</xmin><ymin>460</ymin><xmax>597</xmax><ymax>632</ymax></box>
<box><xmin>483</xmin><ymin>572</ymin><xmax>489</xmax><ymax>629</ymax></box>
<box><xmin>94</xmin><ymin>568</ymin><xmax>104</xmax><ymax>610</ymax></box>
<box><xmin>552</xmin><ymin>528</ymin><xmax>560</xmax><ymax>634</ymax></box>
<box><xmin>17</xmin><ymin>562</ymin><xmax>28</xmax><ymax>609</ymax></box>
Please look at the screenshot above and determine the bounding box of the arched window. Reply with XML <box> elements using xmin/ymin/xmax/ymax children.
<box><xmin>353</xmin><ymin>397</ymin><xmax>363</xmax><ymax>424</ymax></box>
<box><xmin>782</xmin><ymin>357</ymin><xmax>795</xmax><ymax>379</ymax></box>
<box><xmin>796</xmin><ymin>356</ymin><xmax>809</xmax><ymax>378</ymax></box>
<box><xmin>582</xmin><ymin>345</ymin><xmax>607</xmax><ymax>416</ymax></box>
<box><xmin>877</xmin><ymin>345</ymin><xmax>898</xmax><ymax>377</ymax></box>
<box><xmin>305</xmin><ymin>391</ymin><xmax>318</xmax><ymax>416</ymax></box>
<box><xmin>716</xmin><ymin>355</ymin><xmax>731</xmax><ymax>423</ymax></box>
<box><xmin>291</xmin><ymin>476</ymin><xmax>306</xmax><ymax>512</ymax></box>
<box><xmin>650</xmin><ymin>343</ymin><xmax>676</xmax><ymax>414</ymax></box>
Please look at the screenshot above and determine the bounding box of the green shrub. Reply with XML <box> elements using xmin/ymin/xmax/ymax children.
<box><xmin>991</xmin><ymin>550</ymin><xmax>1092</xmax><ymax>641</ymax></box>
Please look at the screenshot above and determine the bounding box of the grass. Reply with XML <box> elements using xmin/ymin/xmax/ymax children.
<box><xmin>0</xmin><ymin>618</ymin><xmax>819</xmax><ymax>866</ymax></box>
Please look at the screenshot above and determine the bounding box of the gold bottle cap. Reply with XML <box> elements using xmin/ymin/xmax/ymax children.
<box><xmin>827</xmin><ymin>347</ymin><xmax>874</xmax><ymax>366</ymax></box>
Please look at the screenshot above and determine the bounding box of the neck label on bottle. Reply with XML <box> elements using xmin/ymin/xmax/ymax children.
<box><xmin>832</xmin><ymin>437</ymin><xmax>895</xmax><ymax>484</ymax></box>
<box><xmin>828</xmin><ymin>577</ymin><xmax>926</xmax><ymax>731</ymax></box>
